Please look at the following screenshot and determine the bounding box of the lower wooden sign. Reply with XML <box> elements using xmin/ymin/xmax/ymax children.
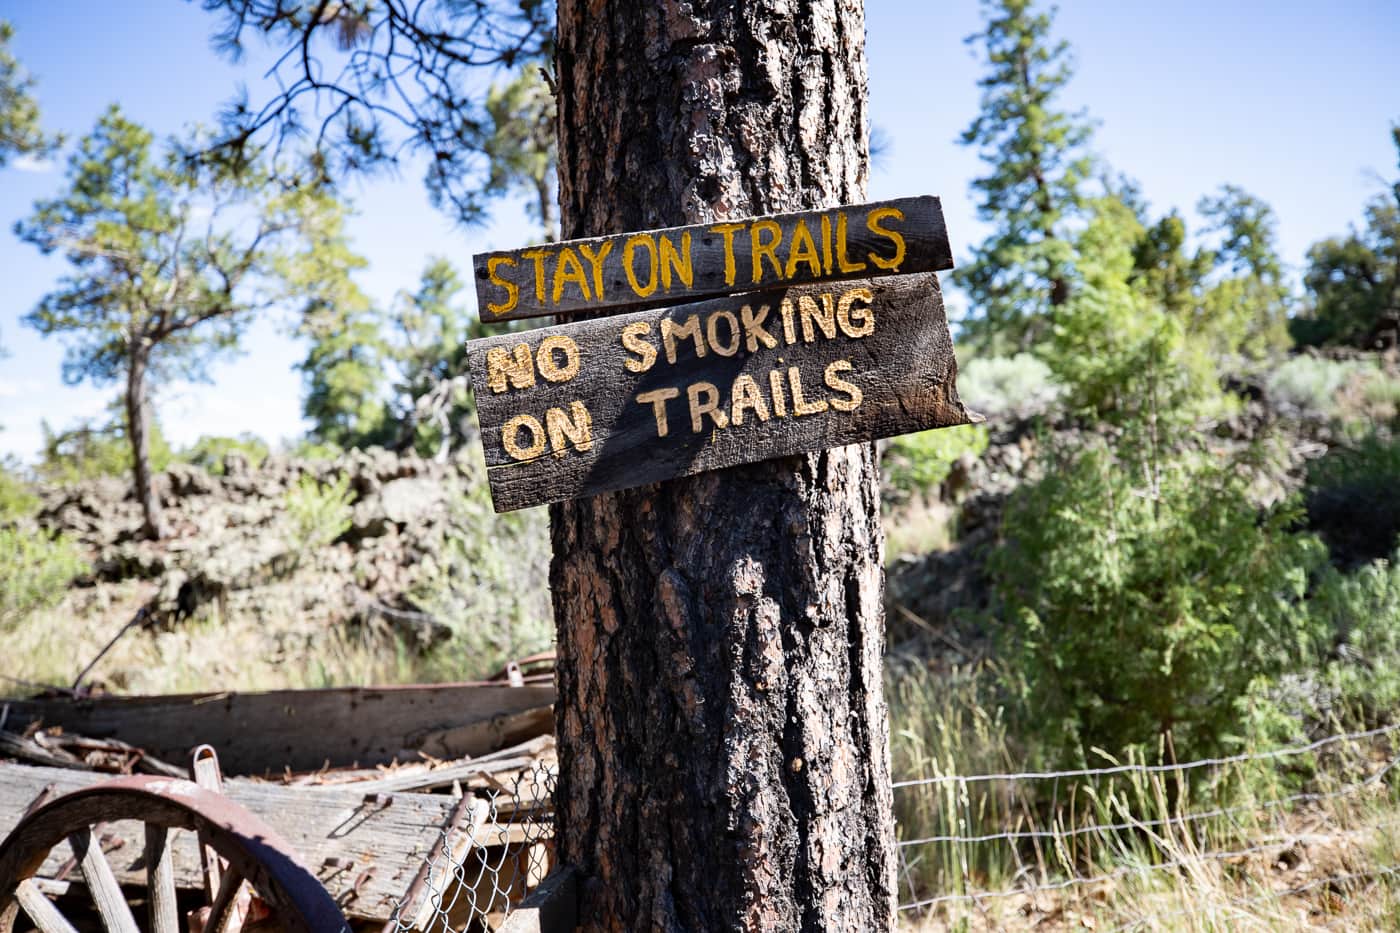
<box><xmin>466</xmin><ymin>272</ymin><xmax>975</xmax><ymax>512</ymax></box>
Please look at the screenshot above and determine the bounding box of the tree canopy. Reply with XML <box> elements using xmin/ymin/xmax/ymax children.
<box><xmin>954</xmin><ymin>0</ymin><xmax>1095</xmax><ymax>351</ymax></box>
<box><xmin>17</xmin><ymin>105</ymin><xmax>369</xmax><ymax>536</ymax></box>
<box><xmin>197</xmin><ymin>0</ymin><xmax>552</xmax><ymax>226</ymax></box>
<box><xmin>0</xmin><ymin>19</ymin><xmax>57</xmax><ymax>168</ymax></box>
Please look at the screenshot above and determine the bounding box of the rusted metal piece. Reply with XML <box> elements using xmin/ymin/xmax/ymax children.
<box><xmin>490</xmin><ymin>651</ymin><xmax>557</xmax><ymax>686</ymax></box>
<box><xmin>381</xmin><ymin>791</ymin><xmax>485</xmax><ymax>933</ymax></box>
<box><xmin>0</xmin><ymin>775</ymin><xmax>349</xmax><ymax>933</ymax></box>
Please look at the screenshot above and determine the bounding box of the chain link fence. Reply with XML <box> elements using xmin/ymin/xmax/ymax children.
<box><xmin>384</xmin><ymin>759</ymin><xmax>557</xmax><ymax>932</ymax></box>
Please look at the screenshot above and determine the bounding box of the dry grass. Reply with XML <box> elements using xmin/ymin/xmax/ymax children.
<box><xmin>3</xmin><ymin>581</ymin><xmax>421</xmax><ymax>694</ymax></box>
<box><xmin>890</xmin><ymin>663</ymin><xmax>1400</xmax><ymax>931</ymax></box>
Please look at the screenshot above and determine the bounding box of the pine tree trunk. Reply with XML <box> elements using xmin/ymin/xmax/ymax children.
<box><xmin>125</xmin><ymin>349</ymin><xmax>168</xmax><ymax>541</ymax></box>
<box><xmin>550</xmin><ymin>2</ymin><xmax>895</xmax><ymax>930</ymax></box>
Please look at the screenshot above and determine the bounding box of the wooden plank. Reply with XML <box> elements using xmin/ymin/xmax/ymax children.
<box><xmin>2</xmin><ymin>683</ymin><xmax>555</xmax><ymax>775</ymax></box>
<box><xmin>496</xmin><ymin>867</ymin><xmax>578</xmax><ymax>933</ymax></box>
<box><xmin>472</xmin><ymin>196</ymin><xmax>952</xmax><ymax>322</ymax></box>
<box><xmin>467</xmin><ymin>272</ymin><xmax>975</xmax><ymax>512</ymax></box>
<box><xmin>0</xmin><ymin>764</ymin><xmax>484</xmax><ymax>921</ymax></box>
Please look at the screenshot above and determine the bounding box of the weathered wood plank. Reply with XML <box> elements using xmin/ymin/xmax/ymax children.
<box><xmin>496</xmin><ymin>867</ymin><xmax>577</xmax><ymax>933</ymax></box>
<box><xmin>2</xmin><ymin>683</ymin><xmax>555</xmax><ymax>775</ymax></box>
<box><xmin>472</xmin><ymin>196</ymin><xmax>952</xmax><ymax>322</ymax></box>
<box><xmin>467</xmin><ymin>271</ymin><xmax>974</xmax><ymax>512</ymax></box>
<box><xmin>69</xmin><ymin>827</ymin><xmax>141</xmax><ymax>933</ymax></box>
<box><xmin>0</xmin><ymin>764</ymin><xmax>484</xmax><ymax>921</ymax></box>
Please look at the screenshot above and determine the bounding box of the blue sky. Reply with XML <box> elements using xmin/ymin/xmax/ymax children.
<box><xmin>0</xmin><ymin>0</ymin><xmax>1396</xmax><ymax>462</ymax></box>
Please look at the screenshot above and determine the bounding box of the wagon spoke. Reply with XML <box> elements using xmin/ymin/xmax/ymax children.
<box><xmin>15</xmin><ymin>878</ymin><xmax>80</xmax><ymax>933</ymax></box>
<box><xmin>205</xmin><ymin>867</ymin><xmax>247</xmax><ymax>933</ymax></box>
<box><xmin>68</xmin><ymin>828</ymin><xmax>140</xmax><ymax>933</ymax></box>
<box><xmin>144</xmin><ymin>824</ymin><xmax>179</xmax><ymax>933</ymax></box>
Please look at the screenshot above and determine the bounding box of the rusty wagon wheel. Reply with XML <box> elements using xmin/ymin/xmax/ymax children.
<box><xmin>0</xmin><ymin>775</ymin><xmax>349</xmax><ymax>933</ymax></box>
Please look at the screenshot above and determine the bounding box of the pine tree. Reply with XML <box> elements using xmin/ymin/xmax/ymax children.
<box><xmin>955</xmin><ymin>0</ymin><xmax>1095</xmax><ymax>351</ymax></box>
<box><xmin>0</xmin><ymin>20</ymin><xmax>56</xmax><ymax>167</ymax></box>
<box><xmin>481</xmin><ymin>66</ymin><xmax>559</xmax><ymax>242</ymax></box>
<box><xmin>18</xmin><ymin>107</ymin><xmax>367</xmax><ymax>538</ymax></box>
<box><xmin>1297</xmin><ymin>126</ymin><xmax>1400</xmax><ymax>348</ymax></box>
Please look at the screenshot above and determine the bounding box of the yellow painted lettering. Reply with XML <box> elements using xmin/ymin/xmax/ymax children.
<box><xmin>750</xmin><ymin>219</ymin><xmax>784</xmax><ymax>284</ymax></box>
<box><xmin>485</xmin><ymin>256</ymin><xmax>519</xmax><ymax>316</ymax></box>
<box><xmin>835</xmin><ymin>212</ymin><xmax>867</xmax><ymax>274</ymax></box>
<box><xmin>621</xmin><ymin>321</ymin><xmax>657</xmax><ymax>373</ymax></box>
<box><xmin>623</xmin><ymin>235</ymin><xmax>659</xmax><ymax>298</ymax></box>
<box><xmin>521</xmin><ymin>248</ymin><xmax>549</xmax><ymax>302</ymax></box>
<box><xmin>536</xmin><ymin>334</ymin><xmax>581</xmax><ymax>384</ymax></box>
<box><xmin>662</xmin><ymin>314</ymin><xmax>707</xmax><ymax>364</ymax></box>
<box><xmin>687</xmin><ymin>381</ymin><xmax>729</xmax><ymax>433</ymax></box>
<box><xmin>659</xmin><ymin>232</ymin><xmax>693</xmax><ymax>291</ymax></box>
<box><xmin>865</xmin><ymin>206</ymin><xmax>907</xmax><ymax>271</ymax></box>
<box><xmin>785</xmin><ymin>219</ymin><xmax>822</xmax><ymax>279</ymax></box>
<box><xmin>551</xmin><ymin>246</ymin><xmax>591</xmax><ymax>304</ymax></box>
<box><xmin>546</xmin><ymin>401</ymin><xmax>593</xmax><ymax>457</ymax></box>
<box><xmin>486</xmin><ymin>344</ymin><xmax>535</xmax><ymax>394</ymax></box>
<box><xmin>824</xmin><ymin>360</ymin><xmax>863</xmax><ymax>412</ymax></box>
<box><xmin>636</xmin><ymin>387</ymin><xmax>680</xmax><ymax>438</ymax></box>
<box><xmin>710</xmin><ymin>223</ymin><xmax>746</xmax><ymax>287</ymax></box>
<box><xmin>501</xmin><ymin>413</ymin><xmax>547</xmax><ymax>461</ymax></box>
<box><xmin>579</xmin><ymin>241</ymin><xmax>614</xmax><ymax>299</ymax></box>
<box><xmin>730</xmin><ymin>374</ymin><xmax>770</xmax><ymax>426</ymax></box>
<box><xmin>820</xmin><ymin>214</ymin><xmax>834</xmax><ymax>274</ymax></box>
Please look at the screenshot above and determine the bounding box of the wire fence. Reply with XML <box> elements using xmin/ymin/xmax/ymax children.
<box><xmin>383</xmin><ymin>758</ymin><xmax>557</xmax><ymax>933</ymax></box>
<box><xmin>893</xmin><ymin>721</ymin><xmax>1400</xmax><ymax>930</ymax></box>
<box><xmin>380</xmin><ymin>723</ymin><xmax>1400</xmax><ymax>931</ymax></box>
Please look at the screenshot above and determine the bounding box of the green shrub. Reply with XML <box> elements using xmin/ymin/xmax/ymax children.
<box><xmin>884</xmin><ymin>423</ymin><xmax>989</xmax><ymax>497</ymax></box>
<box><xmin>0</xmin><ymin>461</ymin><xmax>38</xmax><ymax>521</ymax></box>
<box><xmin>1264</xmin><ymin>356</ymin><xmax>1363</xmax><ymax>418</ymax></box>
<box><xmin>1305</xmin><ymin>432</ymin><xmax>1400</xmax><ymax>568</ymax></box>
<box><xmin>181</xmin><ymin>434</ymin><xmax>270</xmax><ymax>474</ymax></box>
<box><xmin>956</xmin><ymin>354</ymin><xmax>1061</xmax><ymax>419</ymax></box>
<box><xmin>409</xmin><ymin>477</ymin><xmax>552</xmax><ymax>680</ymax></box>
<box><xmin>284</xmin><ymin>473</ymin><xmax>354</xmax><ymax>552</ymax></box>
<box><xmin>35</xmin><ymin>415</ymin><xmax>175</xmax><ymax>484</ymax></box>
<box><xmin>0</xmin><ymin>527</ymin><xmax>88</xmax><ymax>631</ymax></box>
<box><xmin>1312</xmin><ymin>553</ymin><xmax>1400</xmax><ymax>722</ymax></box>
<box><xmin>992</xmin><ymin>441</ymin><xmax>1326</xmax><ymax>763</ymax></box>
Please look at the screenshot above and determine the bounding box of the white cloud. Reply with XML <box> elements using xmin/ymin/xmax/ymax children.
<box><xmin>11</xmin><ymin>154</ymin><xmax>56</xmax><ymax>174</ymax></box>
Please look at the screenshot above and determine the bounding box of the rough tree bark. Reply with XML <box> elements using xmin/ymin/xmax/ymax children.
<box><xmin>550</xmin><ymin>2</ymin><xmax>895</xmax><ymax>930</ymax></box>
<box><xmin>124</xmin><ymin>348</ymin><xmax>168</xmax><ymax>541</ymax></box>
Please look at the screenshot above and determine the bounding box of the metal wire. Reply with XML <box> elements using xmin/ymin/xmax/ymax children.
<box><xmin>896</xmin><ymin>750</ymin><xmax>1400</xmax><ymax>848</ymax></box>
<box><xmin>382</xmin><ymin>759</ymin><xmax>556</xmax><ymax>932</ymax></box>
<box><xmin>893</xmin><ymin>725</ymin><xmax>1400</xmax><ymax>923</ymax></box>
<box><xmin>891</xmin><ymin>721</ymin><xmax>1400</xmax><ymax>789</ymax></box>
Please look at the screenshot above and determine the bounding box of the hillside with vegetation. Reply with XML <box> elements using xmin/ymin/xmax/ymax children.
<box><xmin>1</xmin><ymin>1</ymin><xmax>1399</xmax><ymax>928</ymax></box>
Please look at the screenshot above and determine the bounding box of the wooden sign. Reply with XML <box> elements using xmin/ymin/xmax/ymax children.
<box><xmin>467</xmin><ymin>272</ymin><xmax>974</xmax><ymax>512</ymax></box>
<box><xmin>472</xmin><ymin>196</ymin><xmax>952</xmax><ymax>323</ymax></box>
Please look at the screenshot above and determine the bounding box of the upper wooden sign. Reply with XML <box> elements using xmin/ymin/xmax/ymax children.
<box><xmin>467</xmin><ymin>272</ymin><xmax>975</xmax><ymax>512</ymax></box>
<box><xmin>471</xmin><ymin>196</ymin><xmax>952</xmax><ymax>323</ymax></box>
